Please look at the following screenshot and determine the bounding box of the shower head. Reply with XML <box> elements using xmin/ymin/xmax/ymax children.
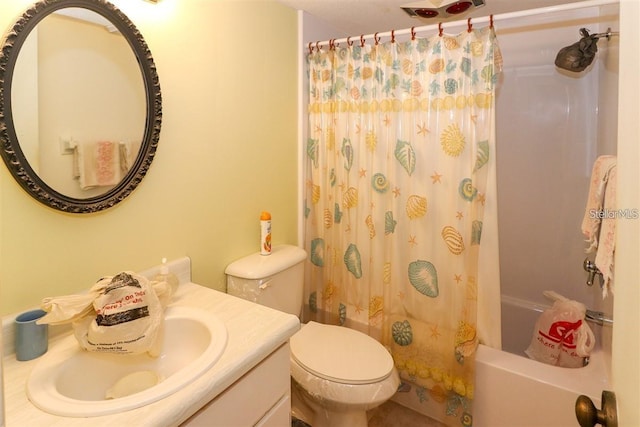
<box><xmin>555</xmin><ymin>28</ymin><xmax>618</xmax><ymax>73</ymax></box>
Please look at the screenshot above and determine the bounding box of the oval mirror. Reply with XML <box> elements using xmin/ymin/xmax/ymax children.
<box><xmin>0</xmin><ymin>0</ymin><xmax>161</xmax><ymax>213</ymax></box>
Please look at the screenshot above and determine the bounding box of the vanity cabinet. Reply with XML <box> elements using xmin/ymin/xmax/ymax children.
<box><xmin>183</xmin><ymin>343</ymin><xmax>291</xmax><ymax>426</ymax></box>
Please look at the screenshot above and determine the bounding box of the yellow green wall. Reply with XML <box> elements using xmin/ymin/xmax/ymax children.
<box><xmin>0</xmin><ymin>0</ymin><xmax>299</xmax><ymax>315</ymax></box>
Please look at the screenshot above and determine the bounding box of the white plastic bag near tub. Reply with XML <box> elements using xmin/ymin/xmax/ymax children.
<box><xmin>38</xmin><ymin>272</ymin><xmax>171</xmax><ymax>357</ymax></box>
<box><xmin>525</xmin><ymin>291</ymin><xmax>595</xmax><ymax>368</ymax></box>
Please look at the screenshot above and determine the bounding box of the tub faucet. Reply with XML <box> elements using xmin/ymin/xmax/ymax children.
<box><xmin>585</xmin><ymin>309</ymin><xmax>613</xmax><ymax>327</ymax></box>
<box><xmin>583</xmin><ymin>258</ymin><xmax>603</xmax><ymax>287</ymax></box>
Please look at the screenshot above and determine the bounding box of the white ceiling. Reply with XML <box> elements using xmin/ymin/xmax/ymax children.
<box><xmin>275</xmin><ymin>0</ymin><xmax>587</xmax><ymax>36</ymax></box>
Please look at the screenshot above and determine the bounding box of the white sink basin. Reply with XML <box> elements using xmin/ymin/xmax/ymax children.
<box><xmin>27</xmin><ymin>306</ymin><xmax>228</xmax><ymax>417</ymax></box>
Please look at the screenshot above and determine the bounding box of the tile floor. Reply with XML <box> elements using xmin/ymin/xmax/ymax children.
<box><xmin>292</xmin><ymin>400</ymin><xmax>445</xmax><ymax>427</ymax></box>
<box><xmin>368</xmin><ymin>400</ymin><xmax>446</xmax><ymax>427</ymax></box>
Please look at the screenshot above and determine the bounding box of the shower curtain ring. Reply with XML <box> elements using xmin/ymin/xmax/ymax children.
<box><xmin>490</xmin><ymin>14</ymin><xmax>494</xmax><ymax>28</ymax></box>
<box><xmin>360</xmin><ymin>34</ymin><xmax>365</xmax><ymax>47</ymax></box>
<box><xmin>316</xmin><ymin>41</ymin><xmax>321</xmax><ymax>51</ymax></box>
<box><xmin>411</xmin><ymin>26</ymin><xmax>416</xmax><ymax>40</ymax></box>
<box><xmin>467</xmin><ymin>18</ymin><xmax>473</xmax><ymax>33</ymax></box>
<box><xmin>374</xmin><ymin>32</ymin><xmax>380</xmax><ymax>45</ymax></box>
<box><xmin>347</xmin><ymin>36</ymin><xmax>353</xmax><ymax>47</ymax></box>
<box><xmin>308</xmin><ymin>42</ymin><xmax>313</xmax><ymax>54</ymax></box>
<box><xmin>391</xmin><ymin>30</ymin><xmax>395</xmax><ymax>43</ymax></box>
<box><xmin>438</xmin><ymin>22</ymin><xmax>443</xmax><ymax>37</ymax></box>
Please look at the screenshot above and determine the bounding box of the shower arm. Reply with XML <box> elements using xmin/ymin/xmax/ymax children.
<box><xmin>591</xmin><ymin>27</ymin><xmax>619</xmax><ymax>40</ymax></box>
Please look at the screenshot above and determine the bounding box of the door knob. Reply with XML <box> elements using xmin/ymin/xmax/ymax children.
<box><xmin>575</xmin><ymin>391</ymin><xmax>617</xmax><ymax>427</ymax></box>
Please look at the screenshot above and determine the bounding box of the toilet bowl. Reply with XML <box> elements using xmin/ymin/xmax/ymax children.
<box><xmin>225</xmin><ymin>245</ymin><xmax>400</xmax><ymax>427</ymax></box>
<box><xmin>289</xmin><ymin>321</ymin><xmax>400</xmax><ymax>427</ymax></box>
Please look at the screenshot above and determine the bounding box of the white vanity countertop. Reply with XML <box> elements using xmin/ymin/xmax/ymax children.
<box><xmin>2</xmin><ymin>282</ymin><xmax>300</xmax><ymax>426</ymax></box>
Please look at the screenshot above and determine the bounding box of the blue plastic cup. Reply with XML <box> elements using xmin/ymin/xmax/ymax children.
<box><xmin>15</xmin><ymin>309</ymin><xmax>48</xmax><ymax>361</ymax></box>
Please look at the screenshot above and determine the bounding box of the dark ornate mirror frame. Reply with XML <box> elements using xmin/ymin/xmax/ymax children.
<box><xmin>0</xmin><ymin>0</ymin><xmax>162</xmax><ymax>213</ymax></box>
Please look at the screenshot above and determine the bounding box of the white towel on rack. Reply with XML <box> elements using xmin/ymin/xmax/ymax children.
<box><xmin>596</xmin><ymin>163</ymin><xmax>616</xmax><ymax>297</ymax></box>
<box><xmin>581</xmin><ymin>155</ymin><xmax>616</xmax><ymax>297</ymax></box>
<box><xmin>74</xmin><ymin>141</ymin><xmax>122</xmax><ymax>190</ymax></box>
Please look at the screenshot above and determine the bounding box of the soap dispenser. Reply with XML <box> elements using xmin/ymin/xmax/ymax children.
<box><xmin>153</xmin><ymin>257</ymin><xmax>179</xmax><ymax>297</ymax></box>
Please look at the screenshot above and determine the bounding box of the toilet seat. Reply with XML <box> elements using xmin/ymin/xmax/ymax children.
<box><xmin>290</xmin><ymin>321</ymin><xmax>394</xmax><ymax>385</ymax></box>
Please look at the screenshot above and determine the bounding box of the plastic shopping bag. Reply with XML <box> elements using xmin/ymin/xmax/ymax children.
<box><xmin>39</xmin><ymin>272</ymin><xmax>170</xmax><ymax>356</ymax></box>
<box><xmin>525</xmin><ymin>291</ymin><xmax>595</xmax><ymax>368</ymax></box>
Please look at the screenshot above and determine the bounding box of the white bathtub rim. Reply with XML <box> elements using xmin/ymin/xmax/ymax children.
<box><xmin>477</xmin><ymin>344</ymin><xmax>609</xmax><ymax>402</ymax></box>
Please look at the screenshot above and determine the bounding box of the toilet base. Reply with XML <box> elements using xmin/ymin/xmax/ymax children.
<box><xmin>291</xmin><ymin>378</ymin><xmax>377</xmax><ymax>427</ymax></box>
<box><xmin>290</xmin><ymin>381</ymin><xmax>314</xmax><ymax>426</ymax></box>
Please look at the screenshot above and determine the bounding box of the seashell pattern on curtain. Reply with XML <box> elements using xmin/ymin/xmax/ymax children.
<box><xmin>303</xmin><ymin>26</ymin><xmax>502</xmax><ymax>427</ymax></box>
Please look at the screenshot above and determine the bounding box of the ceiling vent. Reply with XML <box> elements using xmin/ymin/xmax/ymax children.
<box><xmin>402</xmin><ymin>0</ymin><xmax>485</xmax><ymax>20</ymax></box>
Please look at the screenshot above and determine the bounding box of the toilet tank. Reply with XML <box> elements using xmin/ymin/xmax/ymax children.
<box><xmin>225</xmin><ymin>245</ymin><xmax>307</xmax><ymax>317</ymax></box>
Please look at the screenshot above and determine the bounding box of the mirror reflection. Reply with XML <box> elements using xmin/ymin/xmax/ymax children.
<box><xmin>12</xmin><ymin>8</ymin><xmax>146</xmax><ymax>199</ymax></box>
<box><xmin>0</xmin><ymin>0</ymin><xmax>161</xmax><ymax>213</ymax></box>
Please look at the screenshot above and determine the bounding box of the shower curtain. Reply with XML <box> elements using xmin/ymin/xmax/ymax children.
<box><xmin>303</xmin><ymin>26</ymin><xmax>501</xmax><ymax>427</ymax></box>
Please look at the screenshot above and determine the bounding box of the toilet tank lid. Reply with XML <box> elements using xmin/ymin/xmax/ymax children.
<box><xmin>225</xmin><ymin>245</ymin><xmax>307</xmax><ymax>279</ymax></box>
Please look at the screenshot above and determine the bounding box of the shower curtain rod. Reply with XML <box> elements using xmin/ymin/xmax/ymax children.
<box><xmin>310</xmin><ymin>0</ymin><xmax>618</xmax><ymax>49</ymax></box>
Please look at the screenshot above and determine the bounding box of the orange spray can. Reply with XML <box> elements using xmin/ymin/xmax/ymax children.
<box><xmin>260</xmin><ymin>211</ymin><xmax>272</xmax><ymax>255</ymax></box>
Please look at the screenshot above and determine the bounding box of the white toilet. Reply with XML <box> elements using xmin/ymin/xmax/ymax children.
<box><xmin>226</xmin><ymin>245</ymin><xmax>400</xmax><ymax>427</ymax></box>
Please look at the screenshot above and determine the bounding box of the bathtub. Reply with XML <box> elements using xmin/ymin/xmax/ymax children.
<box><xmin>473</xmin><ymin>295</ymin><xmax>611</xmax><ymax>427</ymax></box>
<box><xmin>474</xmin><ymin>346</ymin><xmax>609</xmax><ymax>427</ymax></box>
<box><xmin>391</xmin><ymin>295</ymin><xmax>611</xmax><ymax>427</ymax></box>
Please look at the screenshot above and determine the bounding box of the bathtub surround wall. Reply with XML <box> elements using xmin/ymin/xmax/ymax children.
<box><xmin>495</xmin><ymin>4</ymin><xmax>618</xmax><ymax>366</ymax></box>
<box><xmin>0</xmin><ymin>0</ymin><xmax>299</xmax><ymax>315</ymax></box>
<box><xmin>496</xmin><ymin>5</ymin><xmax>618</xmax><ymax>309</ymax></box>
